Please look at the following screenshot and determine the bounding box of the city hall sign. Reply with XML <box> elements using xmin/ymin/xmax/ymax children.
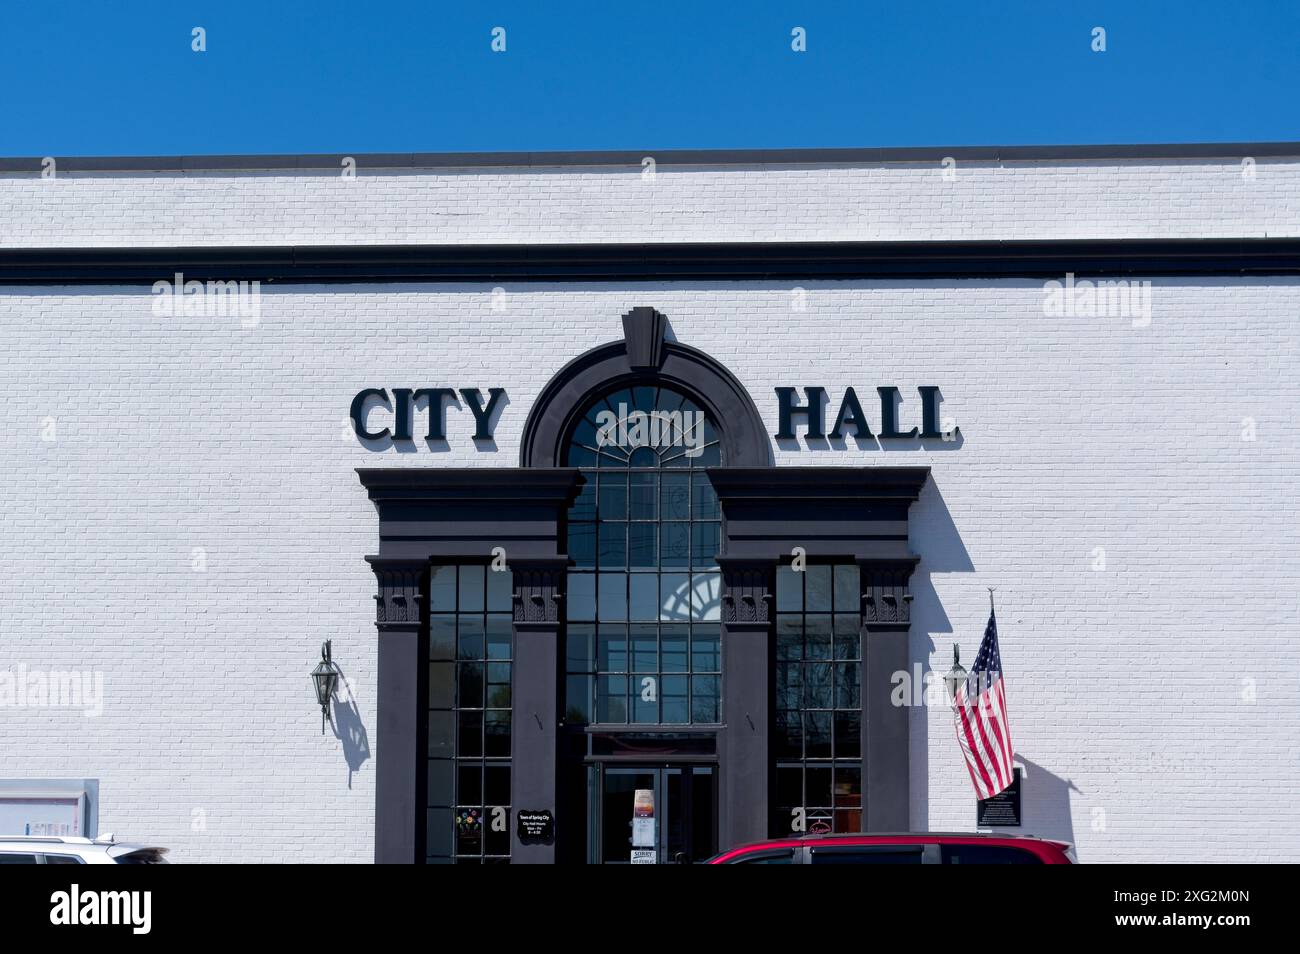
<box><xmin>349</xmin><ymin>382</ymin><xmax>956</xmax><ymax>448</ymax></box>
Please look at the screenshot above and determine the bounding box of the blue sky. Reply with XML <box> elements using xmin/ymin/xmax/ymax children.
<box><xmin>1</xmin><ymin>1</ymin><xmax>1295</xmax><ymax>156</ymax></box>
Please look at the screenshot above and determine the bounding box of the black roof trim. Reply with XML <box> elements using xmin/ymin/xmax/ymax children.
<box><xmin>2</xmin><ymin>238</ymin><xmax>1299</xmax><ymax>286</ymax></box>
<box><xmin>1</xmin><ymin>142</ymin><xmax>1298</xmax><ymax>173</ymax></box>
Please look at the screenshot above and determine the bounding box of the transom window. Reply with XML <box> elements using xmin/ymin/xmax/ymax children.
<box><xmin>564</xmin><ymin>385</ymin><xmax>723</xmax><ymax>725</ymax></box>
<box><xmin>771</xmin><ymin>564</ymin><xmax>863</xmax><ymax>837</ymax></box>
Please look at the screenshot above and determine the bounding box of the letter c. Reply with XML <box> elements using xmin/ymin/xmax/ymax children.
<box><xmin>350</xmin><ymin>388</ymin><xmax>391</xmax><ymax>440</ymax></box>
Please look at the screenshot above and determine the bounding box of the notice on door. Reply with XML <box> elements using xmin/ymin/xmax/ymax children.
<box><xmin>631</xmin><ymin>788</ymin><xmax>656</xmax><ymax>862</ymax></box>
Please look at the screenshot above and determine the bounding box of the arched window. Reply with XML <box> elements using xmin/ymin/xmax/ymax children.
<box><xmin>562</xmin><ymin>384</ymin><xmax>723</xmax><ymax>725</ymax></box>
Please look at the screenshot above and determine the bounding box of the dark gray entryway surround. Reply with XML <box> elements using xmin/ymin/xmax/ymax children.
<box><xmin>358</xmin><ymin>308</ymin><xmax>930</xmax><ymax>863</ymax></box>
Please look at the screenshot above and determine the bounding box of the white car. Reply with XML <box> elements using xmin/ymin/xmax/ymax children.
<box><xmin>0</xmin><ymin>834</ymin><xmax>168</xmax><ymax>864</ymax></box>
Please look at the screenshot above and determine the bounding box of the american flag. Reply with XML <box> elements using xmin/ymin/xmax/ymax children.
<box><xmin>952</xmin><ymin>600</ymin><xmax>1015</xmax><ymax>800</ymax></box>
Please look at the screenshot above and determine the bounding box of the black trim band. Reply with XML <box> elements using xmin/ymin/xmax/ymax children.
<box><xmin>2</xmin><ymin>141</ymin><xmax>1298</xmax><ymax>172</ymax></box>
<box><xmin>3</xmin><ymin>238</ymin><xmax>1300</xmax><ymax>285</ymax></box>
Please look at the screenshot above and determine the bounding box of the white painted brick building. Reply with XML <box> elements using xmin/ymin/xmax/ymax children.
<box><xmin>1</xmin><ymin>145</ymin><xmax>1297</xmax><ymax>863</ymax></box>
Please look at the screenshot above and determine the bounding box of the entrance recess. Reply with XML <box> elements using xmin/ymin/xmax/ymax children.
<box><xmin>596</xmin><ymin>764</ymin><xmax>717</xmax><ymax>864</ymax></box>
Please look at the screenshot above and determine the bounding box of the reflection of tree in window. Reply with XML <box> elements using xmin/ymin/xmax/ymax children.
<box><xmin>426</xmin><ymin>564</ymin><xmax>514</xmax><ymax>863</ymax></box>
<box><xmin>563</xmin><ymin>385</ymin><xmax>723</xmax><ymax>726</ymax></box>
<box><xmin>771</xmin><ymin>564</ymin><xmax>863</xmax><ymax>837</ymax></box>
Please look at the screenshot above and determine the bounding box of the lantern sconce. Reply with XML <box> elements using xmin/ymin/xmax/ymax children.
<box><xmin>311</xmin><ymin>640</ymin><xmax>341</xmax><ymax>734</ymax></box>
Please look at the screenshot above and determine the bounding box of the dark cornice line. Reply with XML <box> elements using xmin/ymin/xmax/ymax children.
<box><xmin>2</xmin><ymin>238</ymin><xmax>1299</xmax><ymax>285</ymax></box>
<box><xmin>1</xmin><ymin>142</ymin><xmax>1297</xmax><ymax>173</ymax></box>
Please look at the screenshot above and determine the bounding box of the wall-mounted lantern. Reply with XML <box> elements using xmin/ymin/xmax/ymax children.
<box><xmin>310</xmin><ymin>640</ymin><xmax>341</xmax><ymax>733</ymax></box>
<box><xmin>943</xmin><ymin>643</ymin><xmax>967</xmax><ymax>705</ymax></box>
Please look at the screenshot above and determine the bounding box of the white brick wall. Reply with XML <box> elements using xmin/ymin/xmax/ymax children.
<box><xmin>1</xmin><ymin>157</ymin><xmax>1298</xmax><ymax>247</ymax></box>
<box><xmin>1</xmin><ymin>157</ymin><xmax>1298</xmax><ymax>863</ymax></box>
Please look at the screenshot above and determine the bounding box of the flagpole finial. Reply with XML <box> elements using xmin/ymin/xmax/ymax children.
<box><xmin>987</xmin><ymin>586</ymin><xmax>996</xmax><ymax>612</ymax></box>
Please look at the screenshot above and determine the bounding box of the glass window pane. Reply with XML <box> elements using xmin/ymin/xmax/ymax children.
<box><xmin>487</xmin><ymin>569</ymin><xmax>513</xmax><ymax>611</ymax></box>
<box><xmin>690</xmin><ymin>571</ymin><xmax>722</xmax><ymax>620</ymax></box>
<box><xmin>597</xmin><ymin>625</ymin><xmax>628</xmax><ymax>671</ymax></box>
<box><xmin>691</xmin><ymin>626</ymin><xmax>720</xmax><ymax>672</ymax></box>
<box><xmin>834</xmin><ymin>564</ymin><xmax>858</xmax><ymax>612</ymax></box>
<box><xmin>835</xmin><ymin>663</ymin><xmax>860</xmax><ymax>709</ymax></box>
<box><xmin>568</xmin><ymin>522</ymin><xmax>596</xmax><ymax>568</ymax></box>
<box><xmin>691</xmin><ymin>473</ymin><xmax>720</xmax><ymax>519</ymax></box>
<box><xmin>430</xmin><ymin>566</ymin><xmax>457</xmax><ymax>611</ymax></box>
<box><xmin>428</xmin><ymin>760</ymin><xmax>454</xmax><ymax>807</ymax></box>
<box><xmin>773</xmin><ymin>712</ymin><xmax>802</xmax><ymax>758</ymax></box>
<box><xmin>806</xmin><ymin>766</ymin><xmax>833</xmax><ymax>807</ymax></box>
<box><xmin>598</xmin><ymin>523</ymin><xmax>628</xmax><ymax>568</ymax></box>
<box><xmin>571</xmin><ymin>477</ymin><xmax>597</xmax><ymax>521</ymax></box>
<box><xmin>834</xmin><ymin>614</ymin><xmax>860</xmax><ymax>659</ymax></box>
<box><xmin>597</xmin><ymin>675</ymin><xmax>628</xmax><ymax>723</ymax></box>
<box><xmin>487</xmin><ymin>663</ymin><xmax>512</xmax><ymax>708</ymax></box>
<box><xmin>427</xmin><ymin>807</ymin><xmax>453</xmax><ymax>855</ymax></box>
<box><xmin>660</xmin><ymin>523</ymin><xmax>689</xmax><ymax>568</ymax></box>
<box><xmin>629</xmin><ymin>473</ymin><xmax>657</xmax><ymax>519</ymax></box>
<box><xmin>631</xmin><ymin>624</ymin><xmax>658</xmax><ymax>671</ymax></box>
<box><xmin>661</xmin><ymin>473</ymin><xmax>690</xmax><ymax>519</ymax></box>
<box><xmin>429</xmin><ymin>662</ymin><xmax>455</xmax><ymax>710</ymax></box>
<box><xmin>486</xmin><ymin>615</ymin><xmax>512</xmax><ymax>660</ymax></box>
<box><xmin>484</xmin><ymin>711</ymin><xmax>511</xmax><ymax>757</ymax></box>
<box><xmin>458</xmin><ymin>663</ymin><xmax>484</xmax><ymax>708</ymax></box>
<box><xmin>429</xmin><ymin>616</ymin><xmax>456</xmax><ymax>661</ymax></box>
<box><xmin>805</xmin><ymin>664</ymin><xmax>833</xmax><ymax>710</ymax></box>
<box><xmin>458</xmin><ymin>565</ymin><xmax>485</xmax><ymax>612</ymax></box>
<box><xmin>566</xmin><ymin>625</ymin><xmax>595</xmax><ymax>672</ymax></box>
<box><xmin>775</xmin><ymin>661</ymin><xmax>801</xmax><ymax>712</ymax></box>
<box><xmin>776</xmin><ymin>765</ymin><xmax>803</xmax><ymax>808</ymax></box>
<box><xmin>661</xmin><ymin>675</ymin><xmax>689</xmax><ymax>724</ymax></box>
<box><xmin>776</xmin><ymin>565</ymin><xmax>802</xmax><ymax>611</ymax></box>
<box><xmin>485</xmin><ymin>765</ymin><xmax>511</xmax><ymax>806</ymax></box>
<box><xmin>659</xmin><ymin>573</ymin><xmax>691</xmax><ymax>622</ymax></box>
<box><xmin>458</xmin><ymin>711</ymin><xmax>483</xmax><ymax>758</ymax></box>
<box><xmin>428</xmin><ymin>711</ymin><xmax>454</xmax><ymax>758</ymax></box>
<box><xmin>455</xmin><ymin>811</ymin><xmax>484</xmax><ymax>854</ymax></box>
<box><xmin>629</xmin><ymin>574</ymin><xmax>658</xmax><ymax>620</ymax></box>
<box><xmin>458</xmin><ymin>763</ymin><xmax>483</xmax><ymax>805</ymax></box>
<box><xmin>805</xmin><ymin>615</ymin><xmax>833</xmax><ymax>660</ymax></box>
<box><xmin>691</xmin><ymin>522</ymin><xmax>720</xmax><ymax>568</ymax></box>
<box><xmin>805</xmin><ymin>565</ymin><xmax>833</xmax><ymax>611</ymax></box>
<box><xmin>564</xmin><ymin>675</ymin><xmax>592</xmax><ymax>723</ymax></box>
<box><xmin>568</xmin><ymin>573</ymin><xmax>595</xmax><ymax>621</ymax></box>
<box><xmin>834</xmin><ymin>712</ymin><xmax>861</xmax><ymax>759</ymax></box>
<box><xmin>776</xmin><ymin>616</ymin><xmax>802</xmax><ymax>660</ymax></box>
<box><xmin>598</xmin><ymin>472</ymin><xmax>628</xmax><ymax>519</ymax></box>
<box><xmin>632</xmin><ymin>674</ymin><xmax>658</xmax><ymax>723</ymax></box>
<box><xmin>805</xmin><ymin>711</ymin><xmax>833</xmax><ymax>758</ymax></box>
<box><xmin>457</xmin><ymin>617</ymin><xmax>485</xmax><ymax>660</ymax></box>
<box><xmin>598</xmin><ymin>573</ymin><xmax>627</xmax><ymax>621</ymax></box>
<box><xmin>661</xmin><ymin>627</ymin><xmax>689</xmax><ymax>671</ymax></box>
<box><xmin>691</xmin><ymin>675</ymin><xmax>720</xmax><ymax>722</ymax></box>
<box><xmin>628</xmin><ymin>523</ymin><xmax>657</xmax><ymax>568</ymax></box>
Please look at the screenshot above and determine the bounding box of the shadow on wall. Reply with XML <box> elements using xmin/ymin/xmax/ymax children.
<box><xmin>330</xmin><ymin>668</ymin><xmax>371</xmax><ymax>789</ymax></box>
<box><xmin>1014</xmin><ymin>756</ymin><xmax>1081</xmax><ymax>857</ymax></box>
<box><xmin>907</xmin><ymin>478</ymin><xmax>974</xmax><ymax>828</ymax></box>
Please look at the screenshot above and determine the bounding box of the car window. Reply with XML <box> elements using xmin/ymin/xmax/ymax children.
<box><xmin>0</xmin><ymin>852</ymin><xmax>39</xmax><ymax>864</ymax></box>
<box><xmin>810</xmin><ymin>846</ymin><xmax>924</xmax><ymax>864</ymax></box>
<box><xmin>941</xmin><ymin>844</ymin><xmax>1041</xmax><ymax>864</ymax></box>
<box><xmin>728</xmin><ymin>849</ymin><xmax>795</xmax><ymax>864</ymax></box>
<box><xmin>43</xmin><ymin>854</ymin><xmax>85</xmax><ymax>865</ymax></box>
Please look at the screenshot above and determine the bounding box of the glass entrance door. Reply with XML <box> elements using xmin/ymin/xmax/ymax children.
<box><xmin>597</xmin><ymin>765</ymin><xmax>716</xmax><ymax>864</ymax></box>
